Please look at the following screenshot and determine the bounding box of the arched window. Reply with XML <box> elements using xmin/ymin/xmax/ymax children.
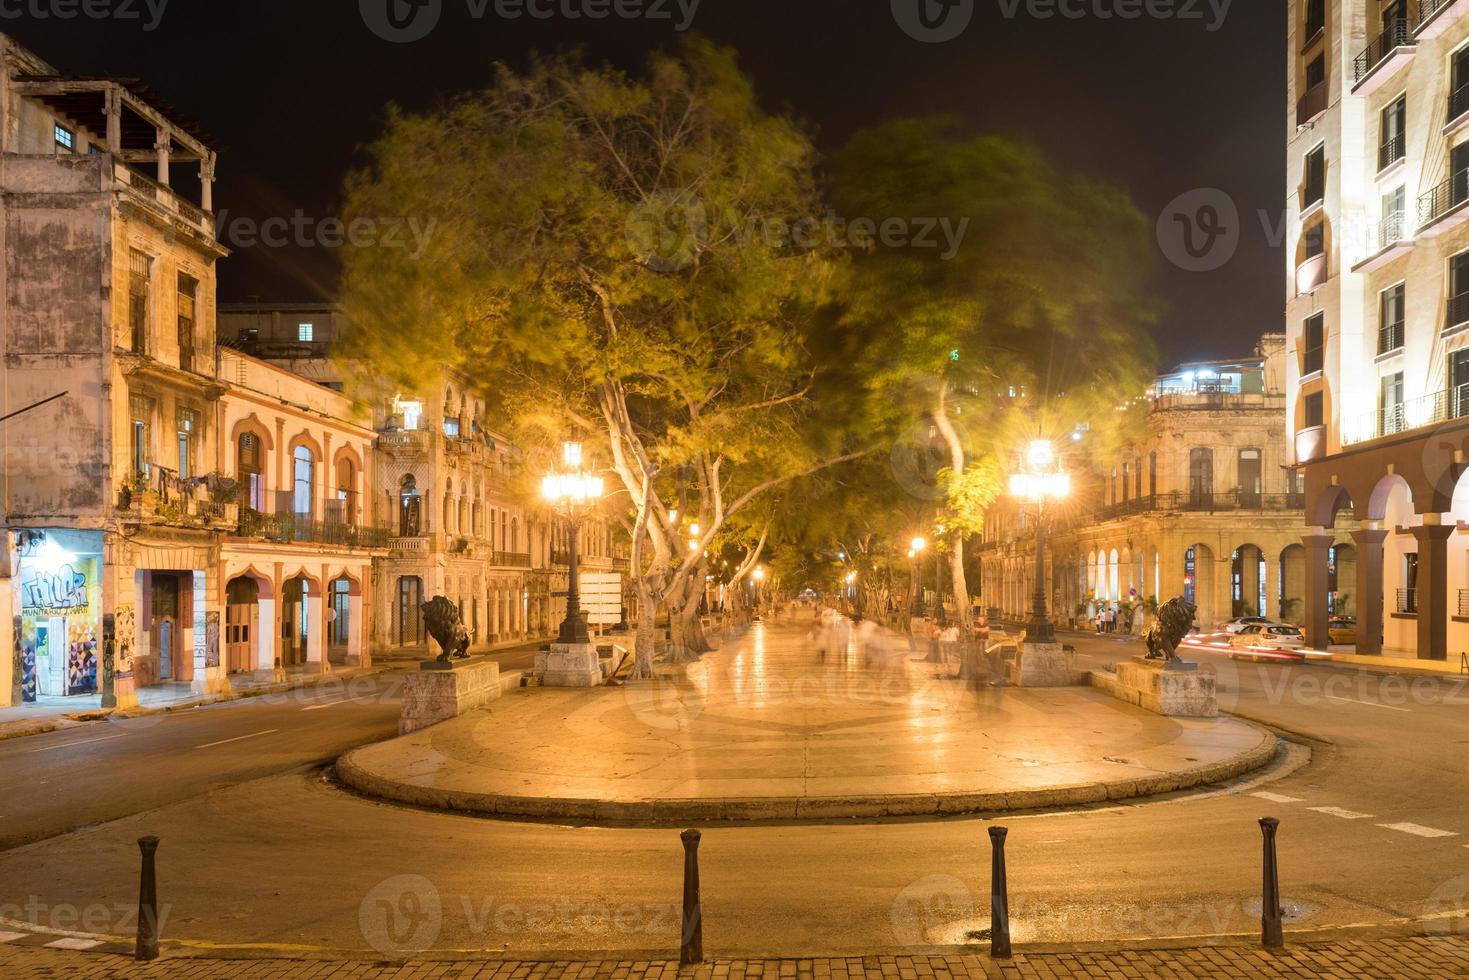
<box><xmin>238</xmin><ymin>433</ymin><xmax>265</xmax><ymax>512</ymax></box>
<box><xmin>399</xmin><ymin>475</ymin><xmax>421</xmax><ymax>537</ymax></box>
<box><xmin>292</xmin><ymin>446</ymin><xmax>314</xmax><ymax>518</ymax></box>
<box><xmin>335</xmin><ymin>456</ymin><xmax>356</xmax><ymax>523</ymax></box>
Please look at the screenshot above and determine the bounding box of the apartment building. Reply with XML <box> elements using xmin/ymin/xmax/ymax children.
<box><xmin>979</xmin><ymin>337</ymin><xmax>1348</xmax><ymax>631</ymax></box>
<box><xmin>1286</xmin><ymin>0</ymin><xmax>1469</xmax><ymax>659</ymax></box>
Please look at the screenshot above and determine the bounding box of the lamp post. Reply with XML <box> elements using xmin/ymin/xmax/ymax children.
<box><xmin>910</xmin><ymin>536</ymin><xmax>927</xmax><ymax>617</ymax></box>
<box><xmin>541</xmin><ymin>441</ymin><xmax>605</xmax><ymax>646</ymax></box>
<box><xmin>1009</xmin><ymin>440</ymin><xmax>1071</xmax><ymax>645</ymax></box>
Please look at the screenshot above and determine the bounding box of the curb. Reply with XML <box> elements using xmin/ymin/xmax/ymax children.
<box><xmin>335</xmin><ymin>719</ymin><xmax>1281</xmax><ymax>825</ymax></box>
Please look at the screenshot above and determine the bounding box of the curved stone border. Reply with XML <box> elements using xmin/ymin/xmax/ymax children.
<box><xmin>335</xmin><ymin>719</ymin><xmax>1280</xmax><ymax>825</ymax></box>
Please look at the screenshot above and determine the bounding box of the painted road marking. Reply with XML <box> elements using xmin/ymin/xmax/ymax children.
<box><xmin>1379</xmin><ymin>822</ymin><xmax>1459</xmax><ymax>838</ymax></box>
<box><xmin>44</xmin><ymin>938</ymin><xmax>103</xmax><ymax>950</ymax></box>
<box><xmin>1326</xmin><ymin>695</ymin><xmax>1411</xmax><ymax>712</ymax></box>
<box><xmin>302</xmin><ymin>694</ymin><xmax>384</xmax><ymax>711</ymax></box>
<box><xmin>0</xmin><ymin>932</ymin><xmax>28</xmax><ymax>943</ymax></box>
<box><xmin>1309</xmin><ymin>806</ymin><xmax>1374</xmax><ymax>820</ymax></box>
<box><xmin>26</xmin><ymin>734</ymin><xmax>127</xmax><ymax>754</ymax></box>
<box><xmin>195</xmin><ymin>729</ymin><xmax>279</xmax><ymax>749</ymax></box>
<box><xmin>1251</xmin><ymin>792</ymin><xmax>1304</xmax><ymax>804</ymax></box>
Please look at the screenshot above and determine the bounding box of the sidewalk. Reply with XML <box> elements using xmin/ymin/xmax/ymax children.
<box><xmin>1</xmin><ymin>936</ymin><xmax>1466</xmax><ymax>979</ymax></box>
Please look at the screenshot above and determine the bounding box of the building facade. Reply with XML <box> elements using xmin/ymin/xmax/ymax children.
<box><xmin>1286</xmin><ymin>0</ymin><xmax>1469</xmax><ymax>659</ymax></box>
<box><xmin>217</xmin><ymin>304</ymin><xmax>628</xmax><ymax>658</ymax></box>
<box><xmin>979</xmin><ymin>337</ymin><xmax>1349</xmax><ymax>632</ymax></box>
<box><xmin>0</xmin><ymin>36</ymin><xmax>383</xmax><ymax>708</ymax></box>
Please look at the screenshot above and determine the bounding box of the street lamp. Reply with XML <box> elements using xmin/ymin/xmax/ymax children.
<box><xmin>541</xmin><ymin>441</ymin><xmax>606</xmax><ymax>645</ymax></box>
<box><xmin>910</xmin><ymin>536</ymin><xmax>928</xmax><ymax>617</ymax></box>
<box><xmin>1009</xmin><ymin>439</ymin><xmax>1071</xmax><ymax>644</ymax></box>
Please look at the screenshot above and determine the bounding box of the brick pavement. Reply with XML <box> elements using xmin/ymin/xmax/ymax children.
<box><xmin>2</xmin><ymin>936</ymin><xmax>1468</xmax><ymax>979</ymax></box>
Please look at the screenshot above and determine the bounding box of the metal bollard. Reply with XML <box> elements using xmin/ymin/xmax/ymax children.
<box><xmin>988</xmin><ymin>826</ymin><xmax>1012</xmax><ymax>959</ymax></box>
<box><xmin>680</xmin><ymin>829</ymin><xmax>703</xmax><ymax>965</ymax></box>
<box><xmin>135</xmin><ymin>836</ymin><xmax>160</xmax><ymax>961</ymax></box>
<box><xmin>1259</xmin><ymin>817</ymin><xmax>1284</xmax><ymax>949</ymax></box>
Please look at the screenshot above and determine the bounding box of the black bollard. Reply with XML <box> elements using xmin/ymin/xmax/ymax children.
<box><xmin>1259</xmin><ymin>817</ymin><xmax>1284</xmax><ymax>949</ymax></box>
<box><xmin>988</xmin><ymin>826</ymin><xmax>1012</xmax><ymax>959</ymax></box>
<box><xmin>135</xmin><ymin>836</ymin><xmax>160</xmax><ymax>961</ymax></box>
<box><xmin>680</xmin><ymin>829</ymin><xmax>703</xmax><ymax>965</ymax></box>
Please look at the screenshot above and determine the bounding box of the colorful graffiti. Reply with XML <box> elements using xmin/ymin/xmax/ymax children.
<box><xmin>205</xmin><ymin>611</ymin><xmax>221</xmax><ymax>669</ymax></box>
<box><xmin>18</xmin><ymin>618</ymin><xmax>37</xmax><ymax>703</ymax></box>
<box><xmin>67</xmin><ymin>635</ymin><xmax>97</xmax><ymax>695</ymax></box>
<box><xmin>21</xmin><ymin>565</ymin><xmax>89</xmax><ymax>615</ymax></box>
<box><xmin>114</xmin><ymin>604</ymin><xmax>136</xmax><ymax>677</ymax></box>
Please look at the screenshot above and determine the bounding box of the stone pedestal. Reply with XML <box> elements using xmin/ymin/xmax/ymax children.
<box><xmin>399</xmin><ymin>657</ymin><xmax>502</xmax><ymax>735</ymax></box>
<box><xmin>1107</xmin><ymin>657</ymin><xmax>1217</xmax><ymax>718</ymax></box>
<box><xmin>1007</xmin><ymin>642</ymin><xmax>1081</xmax><ymax>687</ymax></box>
<box><xmin>535</xmin><ymin>643</ymin><xmax>603</xmax><ymax>687</ymax></box>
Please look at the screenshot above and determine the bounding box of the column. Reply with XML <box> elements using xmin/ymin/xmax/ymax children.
<box><xmin>1411</xmin><ymin>521</ymin><xmax>1455</xmax><ymax>661</ymax></box>
<box><xmin>201</xmin><ymin>153</ymin><xmax>216</xmax><ymax>213</ymax></box>
<box><xmin>105</xmin><ymin>87</ymin><xmax>122</xmax><ymax>154</ymax></box>
<box><xmin>255</xmin><ymin>595</ymin><xmax>278</xmax><ymax>681</ymax></box>
<box><xmin>346</xmin><ymin>592</ymin><xmax>365</xmax><ymax>667</ymax></box>
<box><xmin>489</xmin><ymin>586</ymin><xmax>500</xmax><ymax>639</ymax></box>
<box><xmin>155</xmin><ymin>131</ymin><xmax>172</xmax><ymax>187</ymax></box>
<box><xmin>306</xmin><ymin>566</ymin><xmax>329</xmax><ymax>673</ymax></box>
<box><xmin>1302</xmin><ymin>532</ymin><xmax>1334</xmax><ymax>650</ymax></box>
<box><xmin>1351</xmin><ymin>526</ymin><xmax>1388</xmax><ymax>656</ymax></box>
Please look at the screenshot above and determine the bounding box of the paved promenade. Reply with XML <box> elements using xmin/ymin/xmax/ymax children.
<box><xmin>2</xmin><ymin>936</ymin><xmax>1467</xmax><ymax>978</ymax></box>
<box><xmin>338</xmin><ymin>622</ymin><xmax>1275</xmax><ymax>822</ymax></box>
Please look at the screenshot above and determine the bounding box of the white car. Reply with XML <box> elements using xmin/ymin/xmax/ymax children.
<box><xmin>1229</xmin><ymin>624</ymin><xmax>1306</xmax><ymax>652</ymax></box>
<box><xmin>1222</xmin><ymin>616</ymin><xmax>1271</xmax><ymax>634</ymax></box>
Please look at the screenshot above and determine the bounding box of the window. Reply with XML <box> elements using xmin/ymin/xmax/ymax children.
<box><xmin>443</xmin><ymin>417</ymin><xmax>461</xmax><ymax>437</ymax></box>
<box><xmin>1381</xmin><ymin>372</ymin><xmax>1405</xmax><ymax>435</ymax></box>
<box><xmin>1303</xmin><ymin>220</ymin><xmax>1325</xmax><ymax>260</ymax></box>
<box><xmin>1380</xmin><ymin>96</ymin><xmax>1406</xmax><ymax>171</ymax></box>
<box><xmin>392</xmin><ymin>397</ymin><xmax>423</xmax><ymax>431</ymax></box>
<box><xmin>1303</xmin><ymin>146</ymin><xmax>1325</xmax><ymax>209</ymax></box>
<box><xmin>238</xmin><ymin>434</ymin><xmax>265</xmax><ymax>512</ymax></box>
<box><xmin>1304</xmin><ymin>391</ymin><xmax>1325</xmax><ymax>429</ymax></box>
<box><xmin>1134</xmin><ymin>457</ymin><xmax>1142</xmax><ymax>499</ymax></box>
<box><xmin>292</xmin><ymin>446</ymin><xmax>314</xmax><ymax>519</ymax></box>
<box><xmin>298</xmin><ymin>322</ymin><xmax>314</xmax><ymax>342</ymax></box>
<box><xmin>129</xmin><ymin>394</ymin><xmax>153</xmax><ymax>478</ymax></box>
<box><xmin>177</xmin><ymin>274</ymin><xmax>198</xmax><ymax>372</ymax></box>
<box><xmin>1304</xmin><ymin>0</ymin><xmax>1324</xmax><ymax>37</ymax></box>
<box><xmin>1148</xmin><ymin>452</ymin><xmax>1157</xmax><ymax>497</ymax></box>
<box><xmin>176</xmin><ymin>409</ymin><xmax>198</xmax><ymax>480</ymax></box>
<box><xmin>1306</xmin><ymin>53</ymin><xmax>1326</xmax><ymax>89</ymax></box>
<box><xmin>1188</xmin><ymin>448</ymin><xmax>1214</xmax><ymax>504</ymax></box>
<box><xmin>1121</xmin><ymin>462</ymin><xmax>1130</xmax><ymax>504</ymax></box>
<box><xmin>397</xmin><ymin>577</ymin><xmax>425</xmax><ymax>645</ymax></box>
<box><xmin>54</xmin><ymin>124</ymin><xmax>74</xmax><ymax>152</ymax></box>
<box><xmin>1238</xmin><ymin>449</ymin><xmax>1262</xmax><ymax>506</ymax></box>
<box><xmin>1303</xmin><ymin>313</ymin><xmax>1325</xmax><ymax>376</ymax></box>
<box><xmin>1451</xmin><ymin>348</ymin><xmax>1469</xmax><ymax>418</ymax></box>
<box><xmin>1379</xmin><ymin>283</ymin><xmax>1405</xmax><ymax>354</ymax></box>
<box><xmin>399</xmin><ymin>475</ymin><xmax>422</xmax><ymax>537</ymax></box>
<box><xmin>335</xmin><ymin>457</ymin><xmax>356</xmax><ymax>523</ymax></box>
<box><xmin>129</xmin><ymin>249</ymin><xmax>152</xmax><ymax>353</ymax></box>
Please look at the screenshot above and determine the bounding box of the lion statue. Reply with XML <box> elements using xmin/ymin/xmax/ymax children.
<box><xmin>1144</xmin><ymin>597</ymin><xmax>1198</xmax><ymax>665</ymax></box>
<box><xmin>422</xmin><ymin>596</ymin><xmax>473</xmax><ymax>664</ymax></box>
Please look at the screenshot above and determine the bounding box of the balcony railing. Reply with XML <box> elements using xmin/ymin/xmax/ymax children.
<box><xmin>1397</xmin><ymin>589</ymin><xmax>1418</xmax><ymax>614</ymax></box>
<box><xmin>1353</xmin><ymin>20</ymin><xmax>1415</xmax><ymax>85</ymax></box>
<box><xmin>1415</xmin><ymin>0</ymin><xmax>1463</xmax><ymax>34</ymax></box>
<box><xmin>1343</xmin><ymin>385</ymin><xmax>1469</xmax><ymax>445</ymax></box>
<box><xmin>1450</xmin><ymin>292</ymin><xmax>1469</xmax><ymax>330</ymax></box>
<box><xmin>1418</xmin><ymin>168</ymin><xmax>1469</xmax><ymax>226</ymax></box>
<box><xmin>1095</xmin><ymin>491</ymin><xmax>1306</xmax><ymax>522</ymax></box>
<box><xmin>1379</xmin><ymin>210</ymin><xmax>1408</xmax><ymax>249</ymax></box>
<box><xmin>494</xmin><ymin>551</ymin><xmax>532</xmax><ymax>568</ymax></box>
<box><xmin>377</xmin><ymin>429</ymin><xmax>434</xmax><ymax>453</ymax></box>
<box><xmin>114</xmin><ymin>163</ymin><xmax>213</xmax><ymax>237</ymax></box>
<box><xmin>1379</xmin><ymin>134</ymin><xmax>1406</xmax><ymax>172</ymax></box>
<box><xmin>1296</xmin><ymin>81</ymin><xmax>1328</xmax><ymax>127</ymax></box>
<box><xmin>237</xmin><ymin>508</ymin><xmax>392</xmax><ymax>549</ymax></box>
<box><xmin>1379</xmin><ymin>319</ymin><xmax>1405</xmax><ymax>355</ymax></box>
<box><xmin>1459</xmin><ymin>589</ymin><xmax>1469</xmax><ymax>617</ymax></box>
<box><xmin>1451</xmin><ymin>81</ymin><xmax>1469</xmax><ymax>126</ymax></box>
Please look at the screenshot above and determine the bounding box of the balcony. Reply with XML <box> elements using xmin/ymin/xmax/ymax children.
<box><xmin>1094</xmin><ymin>491</ymin><xmax>1307</xmax><ymax>522</ymax></box>
<box><xmin>1417</xmin><ymin>169</ymin><xmax>1469</xmax><ymax>234</ymax></box>
<box><xmin>117</xmin><ymin>470</ymin><xmax>240</xmax><ymax>531</ymax></box>
<box><xmin>1396</xmin><ymin>589</ymin><xmax>1418</xmax><ymax>615</ymax></box>
<box><xmin>114</xmin><ymin>163</ymin><xmax>215</xmax><ymax>242</ymax></box>
<box><xmin>392</xmin><ymin>536</ymin><xmax>432</xmax><ymax>554</ymax></box>
<box><xmin>1413</xmin><ymin>0</ymin><xmax>1469</xmax><ymax>39</ymax></box>
<box><xmin>494</xmin><ymin>551</ymin><xmax>532</xmax><ymax>568</ymax></box>
<box><xmin>1295</xmin><ymin>425</ymin><xmax>1328</xmax><ymax>464</ymax></box>
<box><xmin>1379</xmin><ymin>134</ymin><xmax>1407</xmax><ymax>175</ymax></box>
<box><xmin>1296</xmin><ymin>251</ymin><xmax>1328</xmax><ymax>294</ymax></box>
<box><xmin>1378</xmin><ymin>319</ymin><xmax>1405</xmax><ymax>356</ymax></box>
<box><xmin>1342</xmin><ymin>385</ymin><xmax>1469</xmax><ymax>446</ymax></box>
<box><xmin>1353</xmin><ymin>211</ymin><xmax>1415</xmax><ymax>272</ymax></box>
<box><xmin>1296</xmin><ymin>80</ymin><xmax>1328</xmax><ymax>128</ymax></box>
<box><xmin>377</xmin><ymin>429</ymin><xmax>434</xmax><ymax>455</ymax></box>
<box><xmin>1448</xmin><ymin>82</ymin><xmax>1469</xmax><ymax>135</ymax></box>
<box><xmin>236</xmin><ymin>509</ymin><xmax>392</xmax><ymax>550</ymax></box>
<box><xmin>1352</xmin><ymin>20</ymin><xmax>1417</xmax><ymax>95</ymax></box>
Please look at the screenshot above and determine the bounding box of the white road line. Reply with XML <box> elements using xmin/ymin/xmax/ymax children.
<box><xmin>0</xmin><ymin>932</ymin><xmax>28</xmax><ymax>943</ymax></box>
<box><xmin>1251</xmin><ymin>792</ymin><xmax>1304</xmax><ymax>804</ymax></box>
<box><xmin>44</xmin><ymin>938</ymin><xmax>103</xmax><ymax>950</ymax></box>
<box><xmin>195</xmin><ymin>729</ymin><xmax>279</xmax><ymax>749</ymax></box>
<box><xmin>26</xmin><ymin>734</ymin><xmax>127</xmax><ymax>754</ymax></box>
<box><xmin>1326</xmin><ymin>695</ymin><xmax>1411</xmax><ymax>712</ymax></box>
<box><xmin>1309</xmin><ymin>806</ymin><xmax>1374</xmax><ymax>820</ymax></box>
<box><xmin>1379</xmin><ymin>822</ymin><xmax>1459</xmax><ymax>838</ymax></box>
<box><xmin>301</xmin><ymin>694</ymin><xmax>384</xmax><ymax>712</ymax></box>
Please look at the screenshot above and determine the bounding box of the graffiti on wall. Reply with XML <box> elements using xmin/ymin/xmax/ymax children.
<box><xmin>205</xmin><ymin>611</ymin><xmax>220</xmax><ymax>669</ymax></box>
<box><xmin>114</xmin><ymin>604</ymin><xmax>136</xmax><ymax>677</ymax></box>
<box><xmin>21</xmin><ymin>565</ymin><xmax>88</xmax><ymax>614</ymax></box>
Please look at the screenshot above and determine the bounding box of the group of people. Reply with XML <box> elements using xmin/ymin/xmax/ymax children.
<box><xmin>1094</xmin><ymin>606</ymin><xmax>1121</xmax><ymax>634</ymax></box>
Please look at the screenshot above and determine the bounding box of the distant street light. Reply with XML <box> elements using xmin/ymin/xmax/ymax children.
<box><xmin>910</xmin><ymin>536</ymin><xmax>928</xmax><ymax>617</ymax></box>
<box><xmin>1009</xmin><ymin>439</ymin><xmax>1071</xmax><ymax>644</ymax></box>
<box><xmin>541</xmin><ymin>441</ymin><xmax>606</xmax><ymax>645</ymax></box>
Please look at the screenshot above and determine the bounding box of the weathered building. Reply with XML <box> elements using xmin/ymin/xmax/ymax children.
<box><xmin>979</xmin><ymin>337</ymin><xmax>1350</xmax><ymax>632</ymax></box>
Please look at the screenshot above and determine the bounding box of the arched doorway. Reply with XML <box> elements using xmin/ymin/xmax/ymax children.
<box><xmin>225</xmin><ymin>577</ymin><xmax>259</xmax><ymax>674</ymax></box>
<box><xmin>1232</xmin><ymin>544</ymin><xmax>1267</xmax><ymax>619</ymax></box>
<box><xmin>1279</xmin><ymin>545</ymin><xmax>1306</xmax><ymax>624</ymax></box>
<box><xmin>281</xmin><ymin>575</ymin><xmax>312</xmax><ymax>668</ymax></box>
<box><xmin>1184</xmin><ymin>543</ymin><xmax>1217</xmax><ymax>626</ymax></box>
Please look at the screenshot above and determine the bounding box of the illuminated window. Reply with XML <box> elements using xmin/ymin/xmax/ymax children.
<box><xmin>54</xmin><ymin>124</ymin><xmax>75</xmax><ymax>152</ymax></box>
<box><xmin>298</xmin><ymin>322</ymin><xmax>314</xmax><ymax>342</ymax></box>
<box><xmin>177</xmin><ymin>409</ymin><xmax>199</xmax><ymax>479</ymax></box>
<box><xmin>393</xmin><ymin>397</ymin><xmax>423</xmax><ymax>431</ymax></box>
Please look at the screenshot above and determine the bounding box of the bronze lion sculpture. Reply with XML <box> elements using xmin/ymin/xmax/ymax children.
<box><xmin>422</xmin><ymin>596</ymin><xmax>473</xmax><ymax>663</ymax></box>
<box><xmin>1144</xmin><ymin>597</ymin><xmax>1197</xmax><ymax>665</ymax></box>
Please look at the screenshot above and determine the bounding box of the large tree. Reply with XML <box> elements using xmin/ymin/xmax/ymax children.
<box><xmin>828</xmin><ymin>120</ymin><xmax>1159</xmax><ymax>633</ymax></box>
<box><xmin>337</xmin><ymin>39</ymin><xmax>860</xmax><ymax>675</ymax></box>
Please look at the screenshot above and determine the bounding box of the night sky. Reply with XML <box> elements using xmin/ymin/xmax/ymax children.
<box><xmin>4</xmin><ymin>0</ymin><xmax>1284</xmax><ymax>366</ymax></box>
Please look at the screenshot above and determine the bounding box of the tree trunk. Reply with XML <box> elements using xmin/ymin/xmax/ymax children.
<box><xmin>632</xmin><ymin>579</ymin><xmax>658</xmax><ymax>679</ymax></box>
<box><xmin>932</xmin><ymin>392</ymin><xmax>973</xmax><ymax>637</ymax></box>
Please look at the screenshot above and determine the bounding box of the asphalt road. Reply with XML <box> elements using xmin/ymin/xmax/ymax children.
<box><xmin>2</xmin><ymin>629</ymin><xmax>1469</xmax><ymax>958</ymax></box>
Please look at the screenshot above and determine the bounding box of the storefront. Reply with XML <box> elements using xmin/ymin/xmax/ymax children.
<box><xmin>15</xmin><ymin>529</ymin><xmax>104</xmax><ymax>702</ymax></box>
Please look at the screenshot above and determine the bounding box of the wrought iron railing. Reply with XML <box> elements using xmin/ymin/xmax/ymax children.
<box><xmin>494</xmin><ymin>551</ymin><xmax>532</xmax><ymax>568</ymax></box>
<box><xmin>1451</xmin><ymin>80</ymin><xmax>1469</xmax><ymax>125</ymax></box>
<box><xmin>1450</xmin><ymin>291</ymin><xmax>1469</xmax><ymax>329</ymax></box>
<box><xmin>1379</xmin><ymin>134</ymin><xmax>1406</xmax><ymax>172</ymax></box>
<box><xmin>1353</xmin><ymin>19</ymin><xmax>1415</xmax><ymax>84</ymax></box>
<box><xmin>1297</xmin><ymin>81</ymin><xmax>1328</xmax><ymax>127</ymax></box>
<box><xmin>237</xmin><ymin>508</ymin><xmax>392</xmax><ymax>549</ymax></box>
<box><xmin>1418</xmin><ymin>168</ymin><xmax>1469</xmax><ymax>225</ymax></box>
<box><xmin>1379</xmin><ymin>210</ymin><xmax>1408</xmax><ymax>249</ymax></box>
<box><xmin>1344</xmin><ymin>385</ymin><xmax>1469</xmax><ymax>445</ymax></box>
<box><xmin>1416</xmin><ymin>0</ymin><xmax>1458</xmax><ymax>30</ymax></box>
<box><xmin>1459</xmin><ymin>589</ymin><xmax>1469</xmax><ymax>617</ymax></box>
<box><xmin>1379</xmin><ymin>318</ymin><xmax>1405</xmax><ymax>355</ymax></box>
<box><xmin>1397</xmin><ymin>589</ymin><xmax>1418</xmax><ymax>614</ymax></box>
<box><xmin>1095</xmin><ymin>492</ymin><xmax>1306</xmax><ymax>521</ymax></box>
